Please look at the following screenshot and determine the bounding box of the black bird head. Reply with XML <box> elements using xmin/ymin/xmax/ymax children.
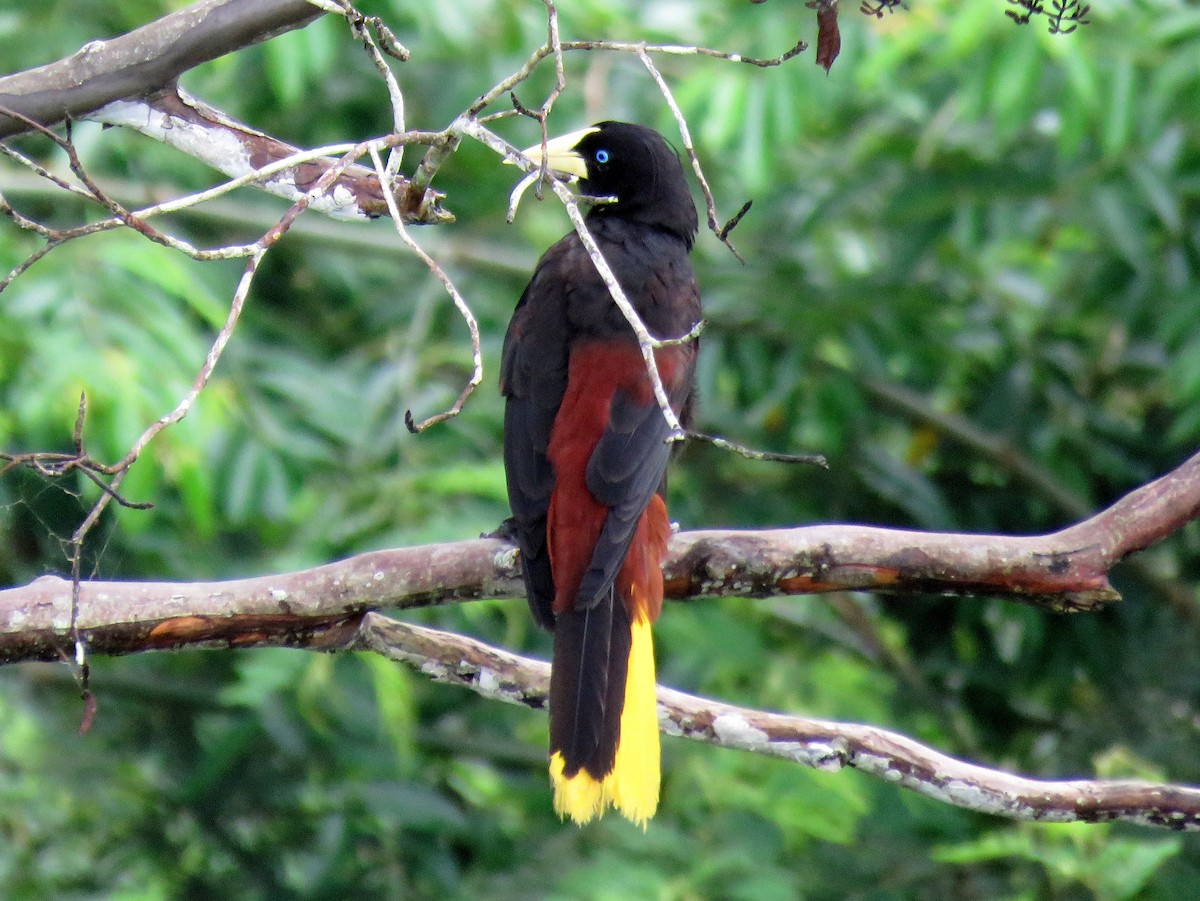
<box><xmin>521</xmin><ymin>121</ymin><xmax>699</xmax><ymax>247</ymax></box>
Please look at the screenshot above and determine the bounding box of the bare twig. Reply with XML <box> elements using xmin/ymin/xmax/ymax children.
<box><xmin>439</xmin><ymin>29</ymin><xmax>807</xmax><ymax>214</ymax></box>
<box><xmin>365</xmin><ymin>145</ymin><xmax>483</xmax><ymax>433</ymax></box>
<box><xmin>327</xmin><ymin>0</ymin><xmax>409</xmax><ymax>174</ymax></box>
<box><xmin>685</xmin><ymin>430</ymin><xmax>828</xmax><ymax>466</ymax></box>
<box><xmin>719</xmin><ymin>199</ymin><xmax>754</xmax><ymax>241</ymax></box>
<box><xmin>0</xmin><ymin>230</ymin><xmax>63</xmax><ymax>292</ymax></box>
<box><xmin>655</xmin><ymin>318</ymin><xmax>707</xmax><ymax>347</ymax></box>
<box><xmin>510</xmin><ymin>0</ymin><xmax>567</xmax><ymax>128</ymax></box>
<box><xmin>59</xmin><ymin>243</ymin><xmax>266</xmax><ymax>679</ymax></box>
<box><xmin>0</xmin><ymin>105</ymin><xmax>194</xmax><ymax>256</ymax></box>
<box><xmin>635</xmin><ymin>47</ymin><xmax>750</xmax><ymax>260</ymax></box>
<box><xmin>0</xmin><ymin>142</ymin><xmax>94</xmax><ymax>199</ymax></box>
<box><xmin>558</xmin><ymin>38</ymin><xmax>808</xmax><ymax>68</ymax></box>
<box><xmin>2</xmin><ymin>91</ymin><xmax>453</xmax><ymax>298</ymax></box>
<box><xmin>4</xmin><ymin>120</ymin><xmax>444</xmax><ymax>255</ymax></box>
<box><xmin>506</xmin><ymin>0</ymin><xmax>568</xmax><ymax>202</ymax></box>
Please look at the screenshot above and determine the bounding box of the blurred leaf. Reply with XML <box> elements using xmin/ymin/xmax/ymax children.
<box><xmin>1102</xmin><ymin>53</ymin><xmax>1135</xmax><ymax>160</ymax></box>
<box><xmin>936</xmin><ymin>824</ymin><xmax>1182</xmax><ymax>901</ymax></box>
<box><xmin>361</xmin><ymin>652</ymin><xmax>418</xmax><ymax>776</ymax></box>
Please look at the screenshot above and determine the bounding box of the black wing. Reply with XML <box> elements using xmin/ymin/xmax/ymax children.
<box><xmin>501</xmin><ymin>237</ymin><xmax>575</xmax><ymax>630</ymax></box>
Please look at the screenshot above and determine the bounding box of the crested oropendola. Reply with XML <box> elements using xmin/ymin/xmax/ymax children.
<box><xmin>501</xmin><ymin>122</ymin><xmax>701</xmax><ymax>826</ymax></box>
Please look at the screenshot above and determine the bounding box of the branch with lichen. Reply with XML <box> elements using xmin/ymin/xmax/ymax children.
<box><xmin>88</xmin><ymin>88</ymin><xmax>450</xmax><ymax>224</ymax></box>
<box><xmin>354</xmin><ymin>614</ymin><xmax>1200</xmax><ymax>831</ymax></box>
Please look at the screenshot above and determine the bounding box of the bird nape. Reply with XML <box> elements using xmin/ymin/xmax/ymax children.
<box><xmin>500</xmin><ymin>122</ymin><xmax>701</xmax><ymax>827</ymax></box>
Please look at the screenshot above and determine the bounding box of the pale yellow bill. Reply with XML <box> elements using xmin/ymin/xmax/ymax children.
<box><xmin>505</xmin><ymin>126</ymin><xmax>600</xmax><ymax>222</ymax></box>
<box><xmin>510</xmin><ymin>126</ymin><xmax>600</xmax><ymax>179</ymax></box>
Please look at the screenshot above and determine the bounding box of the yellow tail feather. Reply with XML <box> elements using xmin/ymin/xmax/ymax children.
<box><xmin>549</xmin><ymin>614</ymin><xmax>660</xmax><ymax>827</ymax></box>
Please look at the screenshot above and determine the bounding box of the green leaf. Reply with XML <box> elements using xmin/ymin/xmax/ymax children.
<box><xmin>1091</xmin><ymin>184</ymin><xmax>1146</xmax><ymax>269</ymax></box>
<box><xmin>1102</xmin><ymin>54</ymin><xmax>1135</xmax><ymax>159</ymax></box>
<box><xmin>360</xmin><ymin>652</ymin><xmax>418</xmax><ymax>777</ymax></box>
<box><xmin>1092</xmin><ymin>837</ymin><xmax>1183</xmax><ymax>900</ymax></box>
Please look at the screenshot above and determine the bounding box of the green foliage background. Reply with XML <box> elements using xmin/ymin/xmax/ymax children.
<box><xmin>3</xmin><ymin>0</ymin><xmax>1200</xmax><ymax>898</ymax></box>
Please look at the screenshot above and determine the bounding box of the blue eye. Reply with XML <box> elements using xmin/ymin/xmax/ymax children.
<box><xmin>595</xmin><ymin>149</ymin><xmax>609</xmax><ymax>164</ymax></box>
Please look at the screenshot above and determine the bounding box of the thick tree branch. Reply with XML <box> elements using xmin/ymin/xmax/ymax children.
<box><xmin>3</xmin><ymin>446</ymin><xmax>1199</xmax><ymax>664</ymax></box>
<box><xmin>0</xmin><ymin>0</ymin><xmax>322</xmax><ymax>138</ymax></box>
<box><xmin>354</xmin><ymin>613</ymin><xmax>1200</xmax><ymax>830</ymax></box>
<box><xmin>856</xmin><ymin>370</ymin><xmax>1200</xmax><ymax>622</ymax></box>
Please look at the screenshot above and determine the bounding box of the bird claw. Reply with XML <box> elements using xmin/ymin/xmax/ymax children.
<box><xmin>483</xmin><ymin>517</ymin><xmax>521</xmax><ymax>542</ymax></box>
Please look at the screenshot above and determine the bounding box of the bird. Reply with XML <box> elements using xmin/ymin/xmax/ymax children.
<box><xmin>500</xmin><ymin>121</ymin><xmax>701</xmax><ymax>827</ymax></box>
